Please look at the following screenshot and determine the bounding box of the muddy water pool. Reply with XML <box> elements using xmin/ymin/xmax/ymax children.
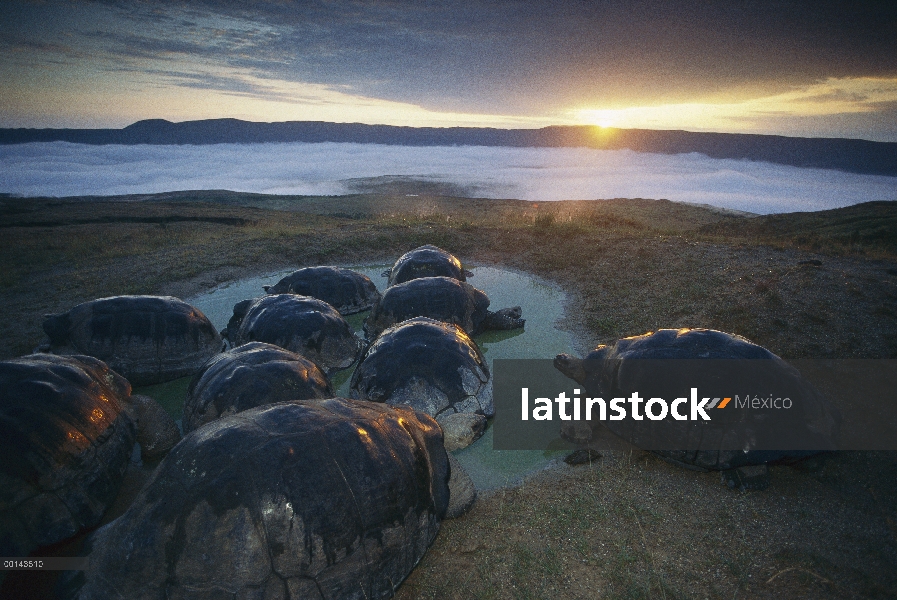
<box><xmin>136</xmin><ymin>264</ymin><xmax>578</xmax><ymax>489</ymax></box>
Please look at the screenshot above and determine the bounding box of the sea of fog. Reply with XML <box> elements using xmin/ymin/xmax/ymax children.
<box><xmin>1</xmin><ymin>141</ymin><xmax>895</xmax><ymax>214</ymax></box>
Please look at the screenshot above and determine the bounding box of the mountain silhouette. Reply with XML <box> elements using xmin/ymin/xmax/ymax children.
<box><xmin>2</xmin><ymin>119</ymin><xmax>895</xmax><ymax>176</ymax></box>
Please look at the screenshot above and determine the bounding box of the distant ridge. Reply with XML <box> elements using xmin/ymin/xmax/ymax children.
<box><xmin>2</xmin><ymin>119</ymin><xmax>896</xmax><ymax>176</ymax></box>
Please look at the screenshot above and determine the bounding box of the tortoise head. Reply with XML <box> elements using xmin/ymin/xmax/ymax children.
<box><xmin>497</xmin><ymin>306</ymin><xmax>522</xmax><ymax>320</ymax></box>
<box><xmin>231</xmin><ymin>299</ymin><xmax>253</xmax><ymax>318</ymax></box>
<box><xmin>223</xmin><ymin>299</ymin><xmax>254</xmax><ymax>341</ymax></box>
<box><xmin>555</xmin><ymin>345</ymin><xmax>611</xmax><ymax>387</ymax></box>
<box><xmin>42</xmin><ymin>313</ymin><xmax>71</xmax><ymax>346</ymax></box>
<box><xmin>483</xmin><ymin>307</ymin><xmax>525</xmax><ymax>331</ymax></box>
<box><xmin>554</xmin><ymin>353</ymin><xmax>587</xmax><ymax>385</ymax></box>
<box><xmin>555</xmin><ymin>347</ymin><xmax>614</xmax><ymax>397</ymax></box>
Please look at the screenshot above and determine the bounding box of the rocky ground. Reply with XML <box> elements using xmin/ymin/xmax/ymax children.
<box><xmin>1</xmin><ymin>192</ymin><xmax>896</xmax><ymax>598</ymax></box>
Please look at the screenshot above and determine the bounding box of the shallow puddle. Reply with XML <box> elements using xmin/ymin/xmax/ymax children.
<box><xmin>136</xmin><ymin>264</ymin><xmax>577</xmax><ymax>490</ymax></box>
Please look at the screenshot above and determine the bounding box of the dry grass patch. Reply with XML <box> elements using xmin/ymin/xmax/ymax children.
<box><xmin>399</xmin><ymin>450</ymin><xmax>897</xmax><ymax>599</ymax></box>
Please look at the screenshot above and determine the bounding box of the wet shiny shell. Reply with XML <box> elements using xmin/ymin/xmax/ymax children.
<box><xmin>74</xmin><ymin>398</ymin><xmax>449</xmax><ymax>600</ymax></box>
<box><xmin>386</xmin><ymin>245</ymin><xmax>466</xmax><ymax>287</ymax></box>
<box><xmin>228</xmin><ymin>294</ymin><xmax>364</xmax><ymax>373</ymax></box>
<box><xmin>42</xmin><ymin>295</ymin><xmax>222</xmax><ymax>386</ymax></box>
<box><xmin>351</xmin><ymin>317</ymin><xmax>492</xmax><ymax>417</ymax></box>
<box><xmin>364</xmin><ymin>276</ymin><xmax>489</xmax><ymax>339</ymax></box>
<box><xmin>265</xmin><ymin>266</ymin><xmax>381</xmax><ymax>315</ymax></box>
<box><xmin>183</xmin><ymin>342</ymin><xmax>333</xmax><ymax>433</ymax></box>
<box><xmin>0</xmin><ymin>354</ymin><xmax>136</xmax><ymax>557</ymax></box>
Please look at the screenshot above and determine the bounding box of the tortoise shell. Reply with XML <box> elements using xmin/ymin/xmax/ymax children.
<box><xmin>351</xmin><ymin>317</ymin><xmax>492</xmax><ymax>418</ymax></box>
<box><xmin>226</xmin><ymin>294</ymin><xmax>364</xmax><ymax>374</ymax></box>
<box><xmin>183</xmin><ymin>342</ymin><xmax>333</xmax><ymax>433</ymax></box>
<box><xmin>385</xmin><ymin>245</ymin><xmax>468</xmax><ymax>287</ymax></box>
<box><xmin>73</xmin><ymin>398</ymin><xmax>449</xmax><ymax>600</ymax></box>
<box><xmin>264</xmin><ymin>266</ymin><xmax>381</xmax><ymax>315</ymax></box>
<box><xmin>554</xmin><ymin>328</ymin><xmax>839</xmax><ymax>470</ymax></box>
<box><xmin>42</xmin><ymin>295</ymin><xmax>222</xmax><ymax>386</ymax></box>
<box><xmin>0</xmin><ymin>353</ymin><xmax>136</xmax><ymax>557</ymax></box>
<box><xmin>363</xmin><ymin>276</ymin><xmax>490</xmax><ymax>339</ymax></box>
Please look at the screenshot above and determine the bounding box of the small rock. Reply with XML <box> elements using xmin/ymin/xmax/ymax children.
<box><xmin>787</xmin><ymin>453</ymin><xmax>829</xmax><ymax>473</ymax></box>
<box><xmin>797</xmin><ymin>259</ymin><xmax>822</xmax><ymax>267</ymax></box>
<box><xmin>560</xmin><ymin>421</ymin><xmax>594</xmax><ymax>444</ymax></box>
<box><xmin>129</xmin><ymin>394</ymin><xmax>181</xmax><ymax>461</ymax></box>
<box><xmin>446</xmin><ymin>453</ymin><xmax>476</xmax><ymax>519</ymax></box>
<box><xmin>438</xmin><ymin>412</ymin><xmax>487</xmax><ymax>451</ymax></box>
<box><xmin>564</xmin><ymin>448</ymin><xmax>602</xmax><ymax>465</ymax></box>
<box><xmin>721</xmin><ymin>464</ymin><xmax>770</xmax><ymax>491</ymax></box>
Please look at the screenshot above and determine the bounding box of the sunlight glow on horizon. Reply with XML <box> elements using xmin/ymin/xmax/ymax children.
<box><xmin>2</xmin><ymin>68</ymin><xmax>897</xmax><ymax>140</ymax></box>
<box><xmin>0</xmin><ymin>66</ymin><xmax>564</xmax><ymax>130</ymax></box>
<box><xmin>574</xmin><ymin>77</ymin><xmax>897</xmax><ymax>136</ymax></box>
<box><xmin>1</xmin><ymin>2</ymin><xmax>894</xmax><ymax>140</ymax></box>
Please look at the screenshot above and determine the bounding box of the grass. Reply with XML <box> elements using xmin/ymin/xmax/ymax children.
<box><xmin>698</xmin><ymin>200</ymin><xmax>897</xmax><ymax>258</ymax></box>
<box><xmin>1</xmin><ymin>194</ymin><xmax>739</xmax><ymax>357</ymax></box>
<box><xmin>2</xmin><ymin>192</ymin><xmax>897</xmax><ymax>598</ymax></box>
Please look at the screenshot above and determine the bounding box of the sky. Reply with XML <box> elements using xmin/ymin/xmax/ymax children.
<box><xmin>1</xmin><ymin>1</ymin><xmax>896</xmax><ymax>141</ymax></box>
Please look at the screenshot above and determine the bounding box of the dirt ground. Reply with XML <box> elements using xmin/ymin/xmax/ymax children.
<box><xmin>1</xmin><ymin>193</ymin><xmax>896</xmax><ymax>598</ymax></box>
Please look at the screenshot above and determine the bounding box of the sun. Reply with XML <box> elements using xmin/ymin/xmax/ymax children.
<box><xmin>576</xmin><ymin>108</ymin><xmax>620</xmax><ymax>128</ymax></box>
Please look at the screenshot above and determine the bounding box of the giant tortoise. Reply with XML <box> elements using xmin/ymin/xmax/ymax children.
<box><xmin>223</xmin><ymin>294</ymin><xmax>364</xmax><ymax>374</ymax></box>
<box><xmin>71</xmin><ymin>398</ymin><xmax>449</xmax><ymax>600</ymax></box>
<box><xmin>263</xmin><ymin>266</ymin><xmax>382</xmax><ymax>315</ymax></box>
<box><xmin>182</xmin><ymin>341</ymin><xmax>333</xmax><ymax>433</ymax></box>
<box><xmin>554</xmin><ymin>328</ymin><xmax>839</xmax><ymax>471</ymax></box>
<box><xmin>0</xmin><ymin>354</ymin><xmax>136</xmax><ymax>557</ymax></box>
<box><xmin>351</xmin><ymin>317</ymin><xmax>493</xmax><ymax>418</ymax></box>
<box><xmin>383</xmin><ymin>245</ymin><xmax>472</xmax><ymax>287</ymax></box>
<box><xmin>41</xmin><ymin>295</ymin><xmax>223</xmax><ymax>386</ymax></box>
<box><xmin>363</xmin><ymin>276</ymin><xmax>524</xmax><ymax>339</ymax></box>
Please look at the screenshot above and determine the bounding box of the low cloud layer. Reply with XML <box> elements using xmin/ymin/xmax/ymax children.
<box><xmin>1</xmin><ymin>142</ymin><xmax>895</xmax><ymax>214</ymax></box>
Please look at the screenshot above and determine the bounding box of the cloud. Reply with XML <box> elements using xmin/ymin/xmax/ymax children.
<box><xmin>747</xmin><ymin>78</ymin><xmax>897</xmax><ymax>115</ymax></box>
<box><xmin>1</xmin><ymin>141</ymin><xmax>894</xmax><ymax>214</ymax></box>
<box><xmin>574</xmin><ymin>77</ymin><xmax>897</xmax><ymax>141</ymax></box>
<box><xmin>2</xmin><ymin>0</ymin><xmax>895</xmax><ymax>123</ymax></box>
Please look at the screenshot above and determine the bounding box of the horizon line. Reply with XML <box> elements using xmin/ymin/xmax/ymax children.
<box><xmin>2</xmin><ymin>118</ymin><xmax>895</xmax><ymax>145</ymax></box>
